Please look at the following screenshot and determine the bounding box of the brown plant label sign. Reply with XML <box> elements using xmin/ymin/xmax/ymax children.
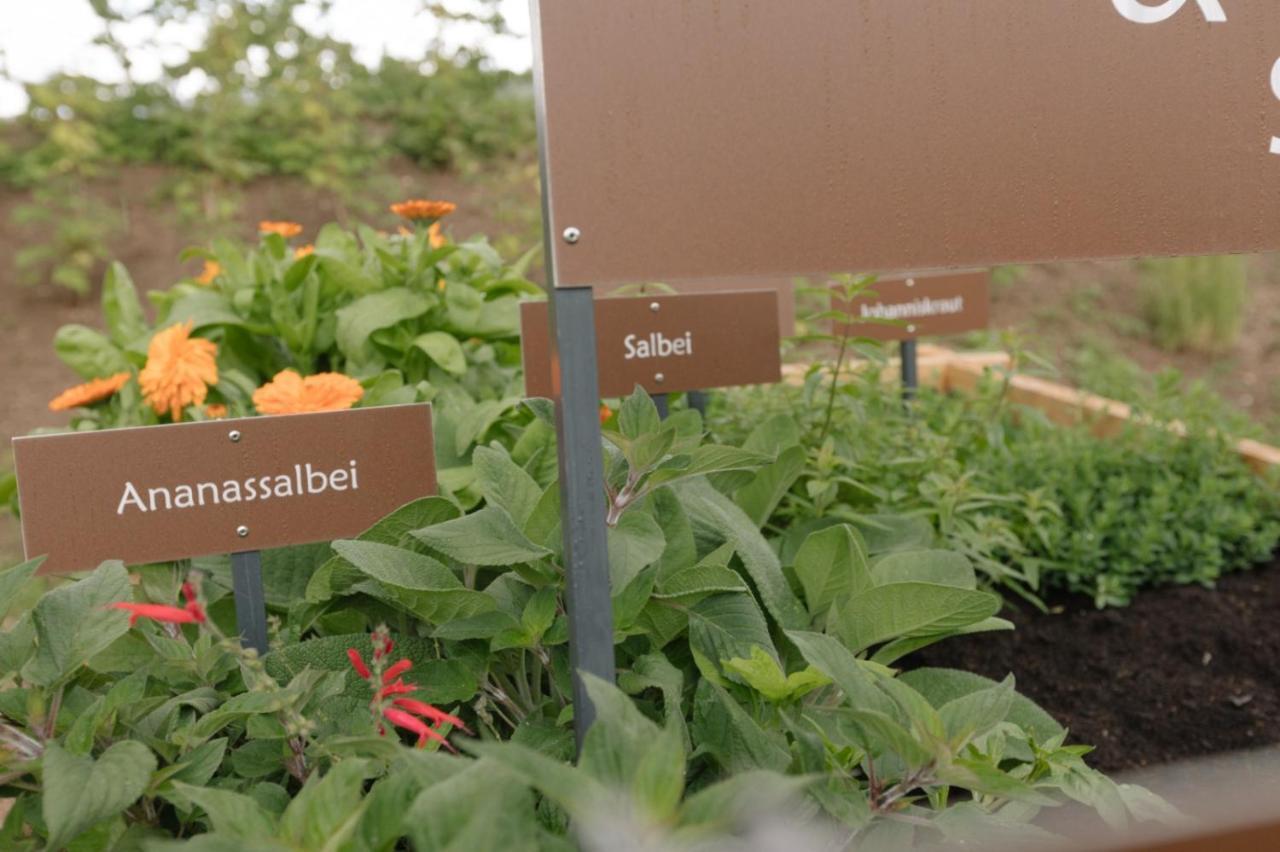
<box><xmin>521</xmin><ymin>291</ymin><xmax>783</xmax><ymax>398</ymax></box>
<box><xmin>831</xmin><ymin>271</ymin><xmax>991</xmax><ymax>342</ymax></box>
<box><xmin>12</xmin><ymin>405</ymin><xmax>436</xmax><ymax>575</ymax></box>
<box><xmin>532</xmin><ymin>1</ymin><xmax>1280</xmax><ymax>288</ymax></box>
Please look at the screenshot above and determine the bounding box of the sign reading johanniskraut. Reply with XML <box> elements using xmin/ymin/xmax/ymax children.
<box><xmin>532</xmin><ymin>0</ymin><xmax>1280</xmax><ymax>288</ymax></box>
<box><xmin>12</xmin><ymin>405</ymin><xmax>436</xmax><ymax>574</ymax></box>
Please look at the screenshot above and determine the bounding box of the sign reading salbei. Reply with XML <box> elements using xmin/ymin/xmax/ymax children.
<box><xmin>521</xmin><ymin>291</ymin><xmax>782</xmax><ymax>398</ymax></box>
<box><xmin>13</xmin><ymin>405</ymin><xmax>436</xmax><ymax>574</ymax></box>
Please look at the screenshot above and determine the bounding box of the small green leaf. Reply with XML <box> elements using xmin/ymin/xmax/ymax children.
<box><xmin>412</xmin><ymin>506</ymin><xmax>552</xmax><ymax>566</ymax></box>
<box><xmin>413</xmin><ymin>331</ymin><xmax>467</xmax><ymax>375</ymax></box>
<box><xmin>722</xmin><ymin>646</ymin><xmax>829</xmax><ymax>703</ymax></box>
<box><xmin>792</xmin><ymin>524</ymin><xmax>872</xmax><ymax>619</ymax></box>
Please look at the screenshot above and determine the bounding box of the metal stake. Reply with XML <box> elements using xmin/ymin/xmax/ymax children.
<box><xmin>687</xmin><ymin>390</ymin><xmax>709</xmax><ymax>418</ymax></box>
<box><xmin>652</xmin><ymin>393</ymin><xmax>670</xmax><ymax>420</ymax></box>
<box><xmin>230</xmin><ymin>550</ymin><xmax>269</xmax><ymax>654</ymax></box>
<box><xmin>900</xmin><ymin>339</ymin><xmax>919</xmax><ymax>401</ymax></box>
<box><xmin>548</xmin><ymin>285</ymin><xmax>617</xmax><ymax>754</ymax></box>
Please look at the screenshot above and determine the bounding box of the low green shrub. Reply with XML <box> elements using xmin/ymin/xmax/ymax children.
<box><xmin>1139</xmin><ymin>255</ymin><xmax>1248</xmax><ymax>353</ymax></box>
<box><xmin>0</xmin><ymin>390</ymin><xmax>1169</xmax><ymax>848</ymax></box>
<box><xmin>712</xmin><ymin>357</ymin><xmax>1280</xmax><ymax>608</ymax></box>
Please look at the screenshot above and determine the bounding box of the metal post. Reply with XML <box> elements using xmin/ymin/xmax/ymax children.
<box><xmin>548</xmin><ymin>286</ymin><xmax>617</xmax><ymax>754</ymax></box>
<box><xmin>900</xmin><ymin>339</ymin><xmax>919</xmax><ymax>401</ymax></box>
<box><xmin>230</xmin><ymin>550</ymin><xmax>269</xmax><ymax>654</ymax></box>
<box><xmin>651</xmin><ymin>393</ymin><xmax>669</xmax><ymax>420</ymax></box>
<box><xmin>687</xmin><ymin>390</ymin><xmax>709</xmax><ymax>418</ymax></box>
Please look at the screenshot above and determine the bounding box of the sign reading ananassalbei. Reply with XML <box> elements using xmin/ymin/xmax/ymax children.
<box><xmin>532</xmin><ymin>0</ymin><xmax>1280</xmax><ymax>288</ymax></box>
<box><xmin>13</xmin><ymin>405</ymin><xmax>436</xmax><ymax>574</ymax></box>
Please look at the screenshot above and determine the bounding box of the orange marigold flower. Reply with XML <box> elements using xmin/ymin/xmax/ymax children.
<box><xmin>139</xmin><ymin>321</ymin><xmax>219</xmax><ymax>422</ymax></box>
<box><xmin>253</xmin><ymin>370</ymin><xmax>364</xmax><ymax>415</ymax></box>
<box><xmin>599</xmin><ymin>404</ymin><xmax>613</xmax><ymax>425</ymax></box>
<box><xmin>203</xmin><ymin>403</ymin><xmax>228</xmax><ymax>419</ymax></box>
<box><xmin>294</xmin><ymin>244</ymin><xmax>315</xmax><ymax>259</ymax></box>
<box><xmin>259</xmin><ymin>220</ymin><xmax>303</xmax><ymax>239</ymax></box>
<box><xmin>195</xmin><ymin>260</ymin><xmax>221</xmax><ymax>286</ymax></box>
<box><xmin>390</xmin><ymin>199</ymin><xmax>456</xmax><ymax>221</ymax></box>
<box><xmin>428</xmin><ymin>222</ymin><xmax>446</xmax><ymax>249</ymax></box>
<box><xmin>48</xmin><ymin>371</ymin><xmax>131</xmax><ymax>412</ymax></box>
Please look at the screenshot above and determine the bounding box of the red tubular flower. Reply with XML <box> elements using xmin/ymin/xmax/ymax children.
<box><xmin>383</xmin><ymin>708</ymin><xmax>456</xmax><ymax>752</ymax></box>
<box><xmin>378</xmin><ymin>680</ymin><xmax>416</xmax><ymax>700</ymax></box>
<box><xmin>110</xmin><ymin>602</ymin><xmax>206</xmax><ymax>627</ymax></box>
<box><xmin>347</xmin><ymin>648</ymin><xmax>372</xmax><ymax>680</ymax></box>
<box><xmin>393</xmin><ymin>697</ymin><xmax>471</xmax><ymax>733</ymax></box>
<box><xmin>382</xmin><ymin>659</ymin><xmax>412</xmax><ymax>683</ymax></box>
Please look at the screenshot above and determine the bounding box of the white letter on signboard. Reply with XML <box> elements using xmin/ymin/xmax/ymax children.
<box><xmin>1112</xmin><ymin>0</ymin><xmax>1227</xmax><ymax>23</ymax></box>
<box><xmin>1272</xmin><ymin>58</ymin><xmax>1280</xmax><ymax>155</ymax></box>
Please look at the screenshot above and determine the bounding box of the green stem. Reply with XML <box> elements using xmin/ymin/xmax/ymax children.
<box><xmin>818</xmin><ymin>327</ymin><xmax>853</xmax><ymax>445</ymax></box>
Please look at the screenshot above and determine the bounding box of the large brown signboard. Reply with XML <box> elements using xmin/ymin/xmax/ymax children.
<box><xmin>833</xmin><ymin>271</ymin><xmax>990</xmax><ymax>342</ymax></box>
<box><xmin>521</xmin><ymin>291</ymin><xmax>782</xmax><ymax>398</ymax></box>
<box><xmin>13</xmin><ymin>405</ymin><xmax>436</xmax><ymax>574</ymax></box>
<box><xmin>532</xmin><ymin>1</ymin><xmax>1280</xmax><ymax>288</ymax></box>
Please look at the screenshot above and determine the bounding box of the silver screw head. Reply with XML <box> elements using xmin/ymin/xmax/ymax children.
<box><xmin>236</xmin><ymin>525</ymin><xmax>249</xmax><ymax>538</ymax></box>
<box><xmin>228</xmin><ymin>429</ymin><xmax>242</xmax><ymax>443</ymax></box>
<box><xmin>654</xmin><ymin>372</ymin><xmax>666</xmax><ymax>384</ymax></box>
<box><xmin>649</xmin><ymin>301</ymin><xmax>661</xmax><ymax>313</ymax></box>
<box><xmin>906</xmin><ymin>278</ymin><xmax>916</xmax><ymax>287</ymax></box>
<box><xmin>562</xmin><ymin>226</ymin><xmax>581</xmax><ymax>244</ymax></box>
<box><xmin>907</xmin><ymin>324</ymin><xmax>917</xmax><ymax>334</ymax></box>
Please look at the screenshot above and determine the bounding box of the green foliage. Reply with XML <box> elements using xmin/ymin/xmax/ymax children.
<box><xmin>1139</xmin><ymin>255</ymin><xmax>1248</xmax><ymax>353</ymax></box>
<box><xmin>0</xmin><ymin>395</ymin><xmax>1169</xmax><ymax>847</ymax></box>
<box><xmin>711</xmin><ymin>360</ymin><xmax>1280</xmax><ymax>607</ymax></box>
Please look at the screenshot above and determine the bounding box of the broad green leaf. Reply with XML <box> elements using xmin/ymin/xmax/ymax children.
<box><xmin>43</xmin><ymin>740</ymin><xmax>156</xmax><ymax>850</ymax></box>
<box><xmin>278</xmin><ymin>759</ymin><xmax>372</xmax><ymax>850</ymax></box>
<box><xmin>336</xmin><ymin>288</ymin><xmax>431</xmax><ymax>362</ymax></box>
<box><xmin>101</xmin><ymin>262</ymin><xmax>147</xmax><ymax>347</ymax></box>
<box><xmin>53</xmin><ymin>325</ymin><xmax>130</xmax><ymax>379</ymax></box>
<box><xmin>688</xmin><ymin>593</ymin><xmax>778</xmax><ymax>680</ymax></box>
<box><xmin>579</xmin><ymin>673</ymin><xmax>665</xmax><ymax>789</ymax></box>
<box><xmin>735</xmin><ymin>444</ymin><xmax>806</xmax><ymax>526</ymax></box>
<box><xmin>23</xmin><ymin>560</ymin><xmax>131</xmax><ymax>687</ymax></box>
<box><xmin>853</xmin><ymin>514</ymin><xmax>936</xmax><ymax>554</ymax></box>
<box><xmin>650</xmin><ymin>487</ymin><xmax>697</xmax><ymax>584</ymax></box>
<box><xmin>0</xmin><ymin>557</ymin><xmax>42</xmax><ymax>622</ymax></box>
<box><xmin>406</xmin><ymin>758</ymin><xmax>541</xmax><ymax>851</ymax></box>
<box><xmin>936</xmin><ymin>759</ymin><xmax>1059</xmax><ymax>805</ymax></box>
<box><xmin>474</xmin><ymin>446</ymin><xmax>542</xmax><ymax>527</ymax></box>
<box><xmin>871</xmin><ymin>550</ymin><xmax>977</xmax><ymax>589</ymax></box>
<box><xmin>679</xmin><ymin>479</ymin><xmax>808</xmax><ymax>630</ymax></box>
<box><xmin>173</xmin><ymin>781</ymin><xmax>278</xmax><ymax>839</ymax></box>
<box><xmin>617</xmin><ymin>386</ymin><xmax>661</xmax><ymax>440</ymax></box>
<box><xmin>939</xmin><ymin>674</ymin><xmax>1016</xmax><ymax>744</ymax></box>
<box><xmin>843</xmin><ymin>708</ymin><xmax>935</xmax><ymax>768</ymax></box>
<box><xmin>163</xmin><ymin>289</ymin><xmax>247</xmax><ymax>329</ymax></box>
<box><xmin>833</xmin><ymin>583</ymin><xmax>1001</xmax><ymax>654</ymax></box>
<box><xmin>899</xmin><ymin>668</ymin><xmax>1065</xmax><ymax>742</ymax></box>
<box><xmin>690</xmin><ymin>679</ymin><xmax>791</xmax><ymax>774</ymax></box>
<box><xmin>784</xmin><ymin>631</ymin><xmax>897</xmax><ymax>717</ymax></box>
<box><xmin>414</xmin><ymin>331</ymin><xmax>467</xmax><ymax>375</ymax></box>
<box><xmin>652</xmin><ymin>562</ymin><xmax>748</xmax><ymax>604</ymax></box>
<box><xmin>792</xmin><ymin>524</ymin><xmax>871</xmax><ymax>618</ymax></box>
<box><xmin>679</xmin><ymin>771</ymin><xmax>813</xmax><ymax>830</ymax></box>
<box><xmin>331</xmin><ymin>540</ymin><xmax>462</xmax><ymax>590</ymax></box>
<box><xmin>870</xmin><ymin>617</ymin><xmax>1014</xmax><ymax>666</ymax></box>
<box><xmin>632</xmin><ymin>720</ymin><xmax>686</xmax><ymax>821</ymax></box>
<box><xmin>607</xmin><ymin>510</ymin><xmax>666</xmax><ymax>591</ymax></box>
<box><xmin>645</xmin><ymin>445</ymin><xmax>773</xmax><ymax>489</ymax></box>
<box><xmin>722</xmin><ymin>646</ymin><xmax>829</xmax><ymax>703</ymax></box>
<box><xmin>412</xmin><ymin>506</ymin><xmax>552</xmax><ymax>566</ymax></box>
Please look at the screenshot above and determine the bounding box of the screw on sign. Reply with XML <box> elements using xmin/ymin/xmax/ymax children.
<box><xmin>1111</xmin><ymin>1</ymin><xmax>1280</xmax><ymax>153</ymax></box>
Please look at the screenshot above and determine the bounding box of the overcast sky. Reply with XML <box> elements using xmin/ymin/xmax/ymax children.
<box><xmin>0</xmin><ymin>0</ymin><xmax>534</xmax><ymax>117</ymax></box>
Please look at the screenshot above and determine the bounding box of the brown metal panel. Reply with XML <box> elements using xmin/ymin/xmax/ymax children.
<box><xmin>13</xmin><ymin>405</ymin><xmax>436</xmax><ymax>575</ymax></box>
<box><xmin>833</xmin><ymin>270</ymin><xmax>990</xmax><ymax>341</ymax></box>
<box><xmin>533</xmin><ymin>1</ymin><xmax>1280</xmax><ymax>288</ymax></box>
<box><xmin>522</xmin><ymin>291</ymin><xmax>782</xmax><ymax>398</ymax></box>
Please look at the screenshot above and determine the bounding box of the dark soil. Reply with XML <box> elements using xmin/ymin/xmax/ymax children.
<box><xmin>912</xmin><ymin>559</ymin><xmax>1280</xmax><ymax>773</ymax></box>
